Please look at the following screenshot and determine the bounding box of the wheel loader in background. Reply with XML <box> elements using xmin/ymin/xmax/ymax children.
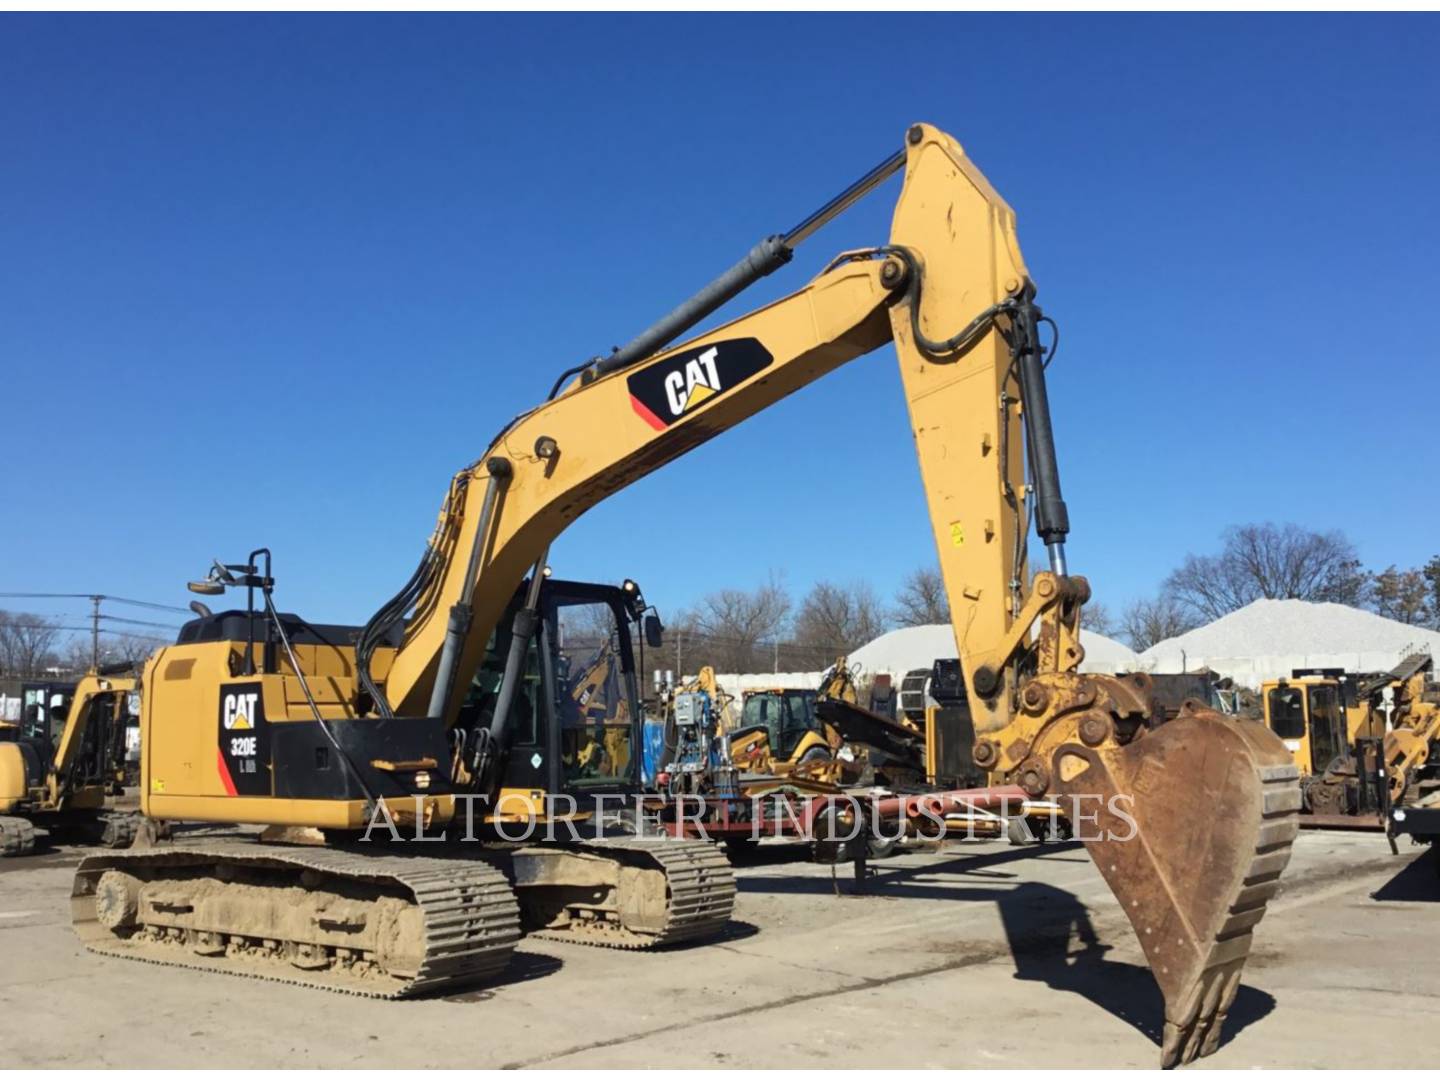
<box><xmin>0</xmin><ymin>667</ymin><xmax>141</xmax><ymax>855</ymax></box>
<box><xmin>72</xmin><ymin>122</ymin><xmax>1299</xmax><ymax>1067</ymax></box>
<box><xmin>1260</xmin><ymin>651</ymin><xmax>1440</xmax><ymax>826</ymax></box>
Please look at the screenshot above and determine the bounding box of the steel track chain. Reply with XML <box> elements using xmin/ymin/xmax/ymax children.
<box><xmin>72</xmin><ymin>842</ymin><xmax>520</xmax><ymax>998</ymax></box>
<box><xmin>530</xmin><ymin>836</ymin><xmax>736</xmax><ymax>950</ymax></box>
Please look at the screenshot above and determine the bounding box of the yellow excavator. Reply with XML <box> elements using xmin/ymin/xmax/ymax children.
<box><xmin>0</xmin><ymin>668</ymin><xmax>140</xmax><ymax>855</ymax></box>
<box><xmin>72</xmin><ymin>123</ymin><xmax>1298</xmax><ymax>1066</ymax></box>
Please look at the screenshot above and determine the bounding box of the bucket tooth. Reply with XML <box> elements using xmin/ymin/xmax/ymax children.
<box><xmin>1050</xmin><ymin>710</ymin><xmax>1300</xmax><ymax>1067</ymax></box>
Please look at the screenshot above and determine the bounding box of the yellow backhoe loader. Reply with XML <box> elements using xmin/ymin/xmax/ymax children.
<box><xmin>71</xmin><ymin>123</ymin><xmax>1298</xmax><ymax>1066</ymax></box>
<box><xmin>728</xmin><ymin>684</ymin><xmax>851</xmax><ymax>783</ymax></box>
<box><xmin>727</xmin><ymin>659</ymin><xmax>897</xmax><ymax>786</ymax></box>
<box><xmin>0</xmin><ymin>668</ymin><xmax>140</xmax><ymax>855</ymax></box>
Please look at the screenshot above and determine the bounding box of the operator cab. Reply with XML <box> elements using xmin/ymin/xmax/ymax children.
<box><xmin>733</xmin><ymin>688</ymin><xmax>824</xmax><ymax>762</ymax></box>
<box><xmin>1264</xmin><ymin>676</ymin><xmax>1346</xmax><ymax>776</ymax></box>
<box><xmin>454</xmin><ymin>577</ymin><xmax>660</xmax><ymax>802</ymax></box>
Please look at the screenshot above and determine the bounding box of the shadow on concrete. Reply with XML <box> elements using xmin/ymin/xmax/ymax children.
<box><xmin>999</xmin><ymin>881</ymin><xmax>1275</xmax><ymax>1056</ymax></box>
<box><xmin>721</xmin><ymin>841</ymin><xmax>816</xmax><ymax>868</ymax></box>
<box><xmin>443</xmin><ymin>950</ymin><xmax>565</xmax><ymax>1001</ymax></box>
<box><xmin>706</xmin><ymin>919</ymin><xmax>761</xmax><ymax>945</ymax></box>
<box><xmin>738</xmin><ymin>850</ymin><xmax>1274</xmax><ymax>1057</ymax></box>
<box><xmin>734</xmin><ymin>841</ymin><xmax>1087</xmax><ymax>899</ymax></box>
<box><xmin>1370</xmin><ymin>846</ymin><xmax>1439</xmax><ymax>902</ymax></box>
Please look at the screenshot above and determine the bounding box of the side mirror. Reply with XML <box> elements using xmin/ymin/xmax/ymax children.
<box><xmin>189</xmin><ymin>558</ymin><xmax>241</xmax><ymax>596</ymax></box>
<box><xmin>643</xmin><ymin>614</ymin><xmax>664</xmax><ymax>649</ymax></box>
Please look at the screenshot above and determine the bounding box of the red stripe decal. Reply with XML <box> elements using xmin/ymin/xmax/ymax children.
<box><xmin>630</xmin><ymin>394</ymin><xmax>668</xmax><ymax>431</ymax></box>
<box><xmin>216</xmin><ymin>748</ymin><xmax>237</xmax><ymax>796</ymax></box>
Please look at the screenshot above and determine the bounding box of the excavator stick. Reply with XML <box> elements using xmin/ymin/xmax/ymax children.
<box><xmin>882</xmin><ymin>126</ymin><xmax>1302</xmax><ymax>1065</ymax></box>
<box><xmin>1048</xmin><ymin>705</ymin><xmax>1300</xmax><ymax>1066</ymax></box>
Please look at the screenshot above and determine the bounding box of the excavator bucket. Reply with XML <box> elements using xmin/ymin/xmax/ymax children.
<box><xmin>1051</xmin><ymin>707</ymin><xmax>1300</xmax><ymax>1067</ymax></box>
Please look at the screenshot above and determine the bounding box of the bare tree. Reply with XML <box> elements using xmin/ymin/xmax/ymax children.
<box><xmin>0</xmin><ymin>610</ymin><xmax>64</xmax><ymax>677</ymax></box>
<box><xmin>1371</xmin><ymin>565</ymin><xmax>1433</xmax><ymax>627</ymax></box>
<box><xmin>103</xmin><ymin>633</ymin><xmax>162</xmax><ymax>670</ymax></box>
<box><xmin>892</xmin><ymin>565</ymin><xmax>950</xmax><ymax>627</ymax></box>
<box><xmin>792</xmin><ymin>580</ymin><xmax>888</xmax><ymax>661</ymax></box>
<box><xmin>1121</xmin><ymin>594</ymin><xmax>1197</xmax><ymax>652</ymax></box>
<box><xmin>63</xmin><ymin>637</ymin><xmax>93</xmax><ymax>674</ymax></box>
<box><xmin>63</xmin><ymin>631</ymin><xmax>164</xmax><ymax>675</ymax></box>
<box><xmin>558</xmin><ymin>602</ymin><xmax>618</xmax><ymax>650</ymax></box>
<box><xmin>1426</xmin><ymin>556</ymin><xmax>1440</xmax><ymax>629</ymax></box>
<box><xmin>1165</xmin><ymin>523</ymin><xmax>1367</xmax><ymax>620</ymax></box>
<box><xmin>673</xmin><ymin>575</ymin><xmax>792</xmax><ymax>675</ymax></box>
<box><xmin>1083</xmin><ymin>600</ymin><xmax>1117</xmax><ymax>638</ymax></box>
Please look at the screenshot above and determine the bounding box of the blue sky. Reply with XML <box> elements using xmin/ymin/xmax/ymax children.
<box><xmin>3</xmin><ymin>13</ymin><xmax>1437</xmax><ymax>642</ymax></box>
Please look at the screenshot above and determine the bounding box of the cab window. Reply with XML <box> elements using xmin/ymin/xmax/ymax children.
<box><xmin>777</xmin><ymin>691</ymin><xmax>819</xmax><ymax>757</ymax></box>
<box><xmin>1307</xmin><ymin>684</ymin><xmax>1340</xmax><ymax>735</ymax></box>
<box><xmin>1307</xmin><ymin>684</ymin><xmax>1343</xmax><ymax>772</ymax></box>
<box><xmin>461</xmin><ymin>622</ymin><xmax>540</xmax><ymax>748</ymax></box>
<box><xmin>556</xmin><ymin>600</ymin><xmax>634</xmax><ymax>786</ymax></box>
<box><xmin>1268</xmin><ymin>687</ymin><xmax>1305</xmax><ymax>739</ymax></box>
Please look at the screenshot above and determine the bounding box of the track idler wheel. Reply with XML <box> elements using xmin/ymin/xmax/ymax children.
<box><xmin>0</xmin><ymin>816</ymin><xmax>37</xmax><ymax>857</ymax></box>
<box><xmin>1048</xmin><ymin>708</ymin><xmax>1300</xmax><ymax>1067</ymax></box>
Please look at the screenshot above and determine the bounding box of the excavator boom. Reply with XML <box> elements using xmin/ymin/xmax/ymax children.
<box><xmin>347</xmin><ymin>123</ymin><xmax>1299</xmax><ymax>1065</ymax></box>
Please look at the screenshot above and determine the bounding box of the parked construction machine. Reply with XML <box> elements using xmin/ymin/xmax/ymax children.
<box><xmin>72</xmin><ymin>123</ymin><xmax>1298</xmax><ymax>1066</ymax></box>
<box><xmin>729</xmin><ymin>684</ymin><xmax>850</xmax><ymax>783</ymax></box>
<box><xmin>1260</xmin><ymin>651</ymin><xmax>1440</xmax><ymax>826</ymax></box>
<box><xmin>646</xmin><ymin>666</ymin><xmax>739</xmax><ymax>795</ymax></box>
<box><xmin>711</xmin><ymin>660</ymin><xmax>902</xmax><ymax>788</ymax></box>
<box><xmin>0</xmin><ymin>667</ymin><xmax>140</xmax><ymax>855</ymax></box>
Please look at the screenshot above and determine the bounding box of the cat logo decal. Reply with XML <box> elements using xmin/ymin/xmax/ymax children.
<box><xmin>626</xmin><ymin>338</ymin><xmax>773</xmax><ymax>430</ymax></box>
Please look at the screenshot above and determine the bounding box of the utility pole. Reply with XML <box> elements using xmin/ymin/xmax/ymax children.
<box><xmin>675</xmin><ymin>631</ymin><xmax>682</xmax><ymax>680</ymax></box>
<box><xmin>773</xmin><ymin>639</ymin><xmax>779</xmax><ymax>673</ymax></box>
<box><xmin>90</xmin><ymin>595</ymin><xmax>102</xmax><ymax>670</ymax></box>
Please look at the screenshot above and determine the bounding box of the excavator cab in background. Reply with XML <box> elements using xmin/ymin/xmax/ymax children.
<box><xmin>0</xmin><ymin>668</ymin><xmax>140</xmax><ymax>856</ymax></box>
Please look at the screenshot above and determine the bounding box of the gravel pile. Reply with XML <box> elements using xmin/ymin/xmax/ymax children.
<box><xmin>1140</xmin><ymin>599</ymin><xmax>1440</xmax><ymax>687</ymax></box>
<box><xmin>846</xmin><ymin>622</ymin><xmax>1139</xmax><ymax>677</ymax></box>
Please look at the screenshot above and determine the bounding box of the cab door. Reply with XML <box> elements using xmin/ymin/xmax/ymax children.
<box><xmin>1265</xmin><ymin>684</ymin><xmax>1308</xmax><ymax>772</ymax></box>
<box><xmin>1306</xmin><ymin>683</ymin><xmax>1344</xmax><ymax>773</ymax></box>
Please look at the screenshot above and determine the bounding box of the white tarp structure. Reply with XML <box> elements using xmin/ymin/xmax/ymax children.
<box><xmin>845</xmin><ymin>623</ymin><xmax>1140</xmax><ymax>678</ymax></box>
<box><xmin>710</xmin><ymin>670</ymin><xmax>823</xmax><ymax>703</ymax></box>
<box><xmin>705</xmin><ymin>600</ymin><xmax>1438</xmax><ymax>703</ymax></box>
<box><xmin>1139</xmin><ymin>599</ymin><xmax>1440</xmax><ymax>688</ymax></box>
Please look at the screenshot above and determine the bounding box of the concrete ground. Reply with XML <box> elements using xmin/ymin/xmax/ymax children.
<box><xmin>0</xmin><ymin>829</ymin><xmax>1436</xmax><ymax>1068</ymax></box>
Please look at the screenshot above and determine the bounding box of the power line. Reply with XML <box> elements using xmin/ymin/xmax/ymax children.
<box><xmin>0</xmin><ymin>591</ymin><xmax>189</xmax><ymax>614</ymax></box>
<box><xmin>0</xmin><ymin>622</ymin><xmax>169</xmax><ymax>641</ymax></box>
<box><xmin>0</xmin><ymin>592</ymin><xmax>187</xmax><ymax>668</ymax></box>
<box><xmin>104</xmin><ymin>595</ymin><xmax>193</xmax><ymax>615</ymax></box>
<box><xmin>98</xmin><ymin>614</ymin><xmax>183</xmax><ymax>631</ymax></box>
